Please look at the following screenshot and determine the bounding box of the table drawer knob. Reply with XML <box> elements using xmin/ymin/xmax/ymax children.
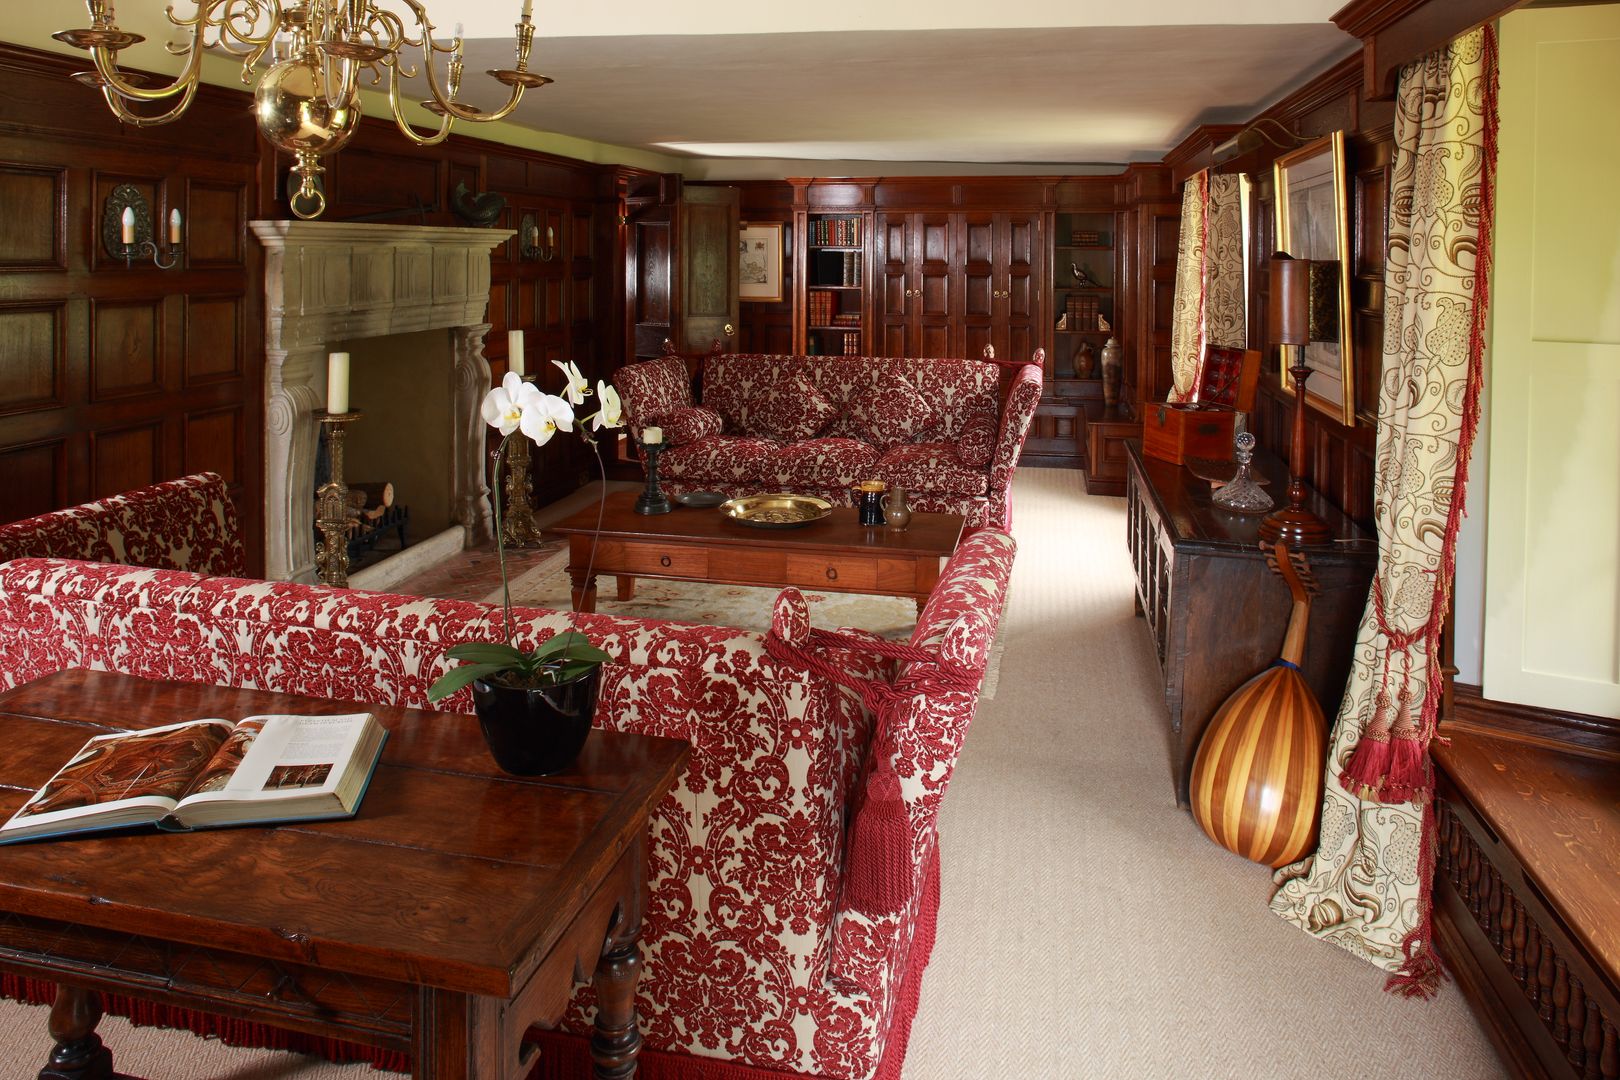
<box><xmin>660</xmin><ymin>555</ymin><xmax>671</xmax><ymax>567</ymax></box>
<box><xmin>826</xmin><ymin>566</ymin><xmax>838</xmax><ymax>581</ymax></box>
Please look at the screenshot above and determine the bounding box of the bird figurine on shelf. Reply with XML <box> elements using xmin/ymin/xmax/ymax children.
<box><xmin>1071</xmin><ymin>262</ymin><xmax>1100</xmax><ymax>288</ymax></box>
<box><xmin>451</xmin><ymin>182</ymin><xmax>506</xmax><ymax>227</ymax></box>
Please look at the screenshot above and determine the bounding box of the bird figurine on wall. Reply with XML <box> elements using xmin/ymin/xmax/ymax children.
<box><xmin>451</xmin><ymin>182</ymin><xmax>506</xmax><ymax>227</ymax></box>
<box><xmin>1072</xmin><ymin>262</ymin><xmax>1100</xmax><ymax>288</ymax></box>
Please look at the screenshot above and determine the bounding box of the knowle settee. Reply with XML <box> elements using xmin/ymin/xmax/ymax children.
<box><xmin>615</xmin><ymin>351</ymin><xmax>1044</xmax><ymax>530</ymax></box>
<box><xmin>0</xmin><ymin>472</ymin><xmax>1015</xmax><ymax>1080</ymax></box>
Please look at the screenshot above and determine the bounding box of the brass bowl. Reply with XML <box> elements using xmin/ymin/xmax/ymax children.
<box><xmin>719</xmin><ymin>494</ymin><xmax>832</xmax><ymax>529</ymax></box>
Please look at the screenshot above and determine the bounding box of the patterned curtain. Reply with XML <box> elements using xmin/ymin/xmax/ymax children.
<box><xmin>1168</xmin><ymin>172</ymin><xmax>1247</xmax><ymax>401</ymax></box>
<box><xmin>1269</xmin><ymin>25</ymin><xmax>1499</xmax><ymax>996</ymax></box>
<box><xmin>1167</xmin><ymin>173</ymin><xmax>1207</xmax><ymax>401</ymax></box>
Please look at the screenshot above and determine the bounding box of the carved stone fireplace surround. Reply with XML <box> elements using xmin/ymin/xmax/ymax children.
<box><xmin>252</xmin><ymin>221</ymin><xmax>512</xmax><ymax>583</ymax></box>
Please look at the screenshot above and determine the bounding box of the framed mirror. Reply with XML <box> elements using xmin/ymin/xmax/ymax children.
<box><xmin>1274</xmin><ymin>130</ymin><xmax>1354</xmax><ymax>425</ymax></box>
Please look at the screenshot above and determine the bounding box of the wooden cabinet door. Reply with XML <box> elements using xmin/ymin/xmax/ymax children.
<box><xmin>959</xmin><ymin>211</ymin><xmax>996</xmax><ymax>362</ymax></box>
<box><xmin>876</xmin><ymin>212</ymin><xmax>913</xmax><ymax>357</ymax></box>
<box><xmin>913</xmin><ymin>212</ymin><xmax>955</xmax><ymax>358</ymax></box>
<box><xmin>1001</xmin><ymin>211</ymin><xmax>1042</xmax><ymax>366</ymax></box>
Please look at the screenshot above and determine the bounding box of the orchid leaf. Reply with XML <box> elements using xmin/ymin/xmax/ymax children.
<box><xmin>445</xmin><ymin>642</ymin><xmax>527</xmax><ymax>665</ymax></box>
<box><xmin>426</xmin><ymin>661</ymin><xmax>511</xmax><ymax>703</ymax></box>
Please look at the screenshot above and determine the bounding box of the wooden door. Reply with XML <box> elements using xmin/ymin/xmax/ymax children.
<box><xmin>960</xmin><ymin>212</ymin><xmax>996</xmax><ymax>362</ymax></box>
<box><xmin>913</xmin><ymin>212</ymin><xmax>955</xmax><ymax>358</ymax></box>
<box><xmin>875</xmin><ymin>213</ymin><xmax>913</xmax><ymax>357</ymax></box>
<box><xmin>678</xmin><ymin>186</ymin><xmax>739</xmax><ymax>353</ymax></box>
<box><xmin>1001</xmin><ymin>211</ymin><xmax>1041</xmax><ymax>365</ymax></box>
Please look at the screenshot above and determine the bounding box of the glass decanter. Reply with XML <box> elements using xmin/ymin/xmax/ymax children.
<box><xmin>1212</xmin><ymin>432</ymin><xmax>1274</xmax><ymax>513</ymax></box>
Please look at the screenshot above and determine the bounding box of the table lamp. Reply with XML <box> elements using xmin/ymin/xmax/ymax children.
<box><xmin>1258</xmin><ymin>252</ymin><xmax>1330</xmax><ymax>546</ymax></box>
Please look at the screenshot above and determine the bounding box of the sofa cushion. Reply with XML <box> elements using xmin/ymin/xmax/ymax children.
<box><xmin>749</xmin><ymin>371</ymin><xmax>839</xmax><ymax>442</ymax></box>
<box><xmin>659</xmin><ymin>434</ymin><xmax>777</xmax><ymax>487</ymax></box>
<box><xmin>614</xmin><ymin>354</ymin><xmax>691</xmax><ymax>441</ymax></box>
<box><xmin>875</xmin><ymin>443</ymin><xmax>989</xmax><ymax>497</ymax></box>
<box><xmin>659</xmin><ymin>405</ymin><xmax>724</xmax><ymax>446</ymax></box>
<box><xmin>956</xmin><ymin>412</ymin><xmax>996</xmax><ymax>468</ymax></box>
<box><xmin>848</xmin><ymin>373</ymin><xmax>937</xmax><ymax>448</ymax></box>
<box><xmin>757</xmin><ymin>438</ymin><xmax>881</xmax><ymax>490</ymax></box>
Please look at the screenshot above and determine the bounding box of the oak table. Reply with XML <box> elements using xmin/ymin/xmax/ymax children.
<box><xmin>0</xmin><ymin>668</ymin><xmax>688</xmax><ymax>1080</ymax></box>
<box><xmin>545</xmin><ymin>491</ymin><xmax>964</xmax><ymax>613</ymax></box>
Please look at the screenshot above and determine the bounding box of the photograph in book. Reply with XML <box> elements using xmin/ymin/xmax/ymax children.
<box><xmin>0</xmin><ymin>712</ymin><xmax>386</xmax><ymax>843</ymax></box>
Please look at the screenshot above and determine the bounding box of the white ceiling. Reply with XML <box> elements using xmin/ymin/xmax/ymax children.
<box><xmin>36</xmin><ymin>1</ymin><xmax>1360</xmax><ymax>176</ymax></box>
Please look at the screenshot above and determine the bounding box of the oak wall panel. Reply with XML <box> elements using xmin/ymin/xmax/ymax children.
<box><xmin>91</xmin><ymin>423</ymin><xmax>160</xmax><ymax>500</ymax></box>
<box><xmin>90</xmin><ymin>299</ymin><xmax>163</xmax><ymax>400</ymax></box>
<box><xmin>0</xmin><ymin>440</ymin><xmax>66</xmax><ymax>522</ymax></box>
<box><xmin>185</xmin><ymin>181</ymin><xmax>246</xmax><ymax>267</ymax></box>
<box><xmin>0</xmin><ymin>303</ymin><xmax>63</xmax><ymax>414</ymax></box>
<box><xmin>0</xmin><ymin>164</ymin><xmax>63</xmax><ymax>270</ymax></box>
<box><xmin>183</xmin><ymin>295</ymin><xmax>242</xmax><ymax>385</ymax></box>
<box><xmin>183</xmin><ymin>407</ymin><xmax>241</xmax><ymax>485</ymax></box>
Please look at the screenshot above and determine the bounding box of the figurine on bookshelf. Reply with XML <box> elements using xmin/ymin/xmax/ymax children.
<box><xmin>1071</xmin><ymin>262</ymin><xmax>1100</xmax><ymax>288</ymax></box>
<box><xmin>1056</xmin><ymin>312</ymin><xmax>1070</xmax><ymax>331</ymax></box>
<box><xmin>1098</xmin><ymin>312</ymin><xmax>1112</xmax><ymax>333</ymax></box>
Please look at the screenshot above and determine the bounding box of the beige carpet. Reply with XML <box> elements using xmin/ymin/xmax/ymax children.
<box><xmin>0</xmin><ymin>469</ymin><xmax>1505</xmax><ymax>1079</ymax></box>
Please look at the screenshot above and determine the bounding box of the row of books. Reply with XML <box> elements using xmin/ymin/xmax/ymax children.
<box><xmin>805</xmin><ymin>330</ymin><xmax>862</xmax><ymax>356</ymax></box>
<box><xmin>1065</xmin><ymin>295</ymin><xmax>1104</xmax><ymax>330</ymax></box>
<box><xmin>808</xmin><ymin>289</ymin><xmax>849</xmax><ymax>327</ymax></box>
<box><xmin>1070</xmin><ymin>230</ymin><xmax>1107</xmax><ymax>246</ymax></box>
<box><xmin>811</xmin><ymin>218</ymin><xmax>861</xmax><ymax>246</ymax></box>
<box><xmin>839</xmin><ymin>331</ymin><xmax>860</xmax><ymax>355</ymax></box>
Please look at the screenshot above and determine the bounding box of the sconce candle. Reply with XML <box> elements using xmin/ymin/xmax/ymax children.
<box><xmin>120</xmin><ymin>206</ymin><xmax>135</xmax><ymax>246</ymax></box>
<box><xmin>168</xmin><ymin>209</ymin><xmax>183</xmax><ymax>245</ymax></box>
<box><xmin>507</xmin><ymin>330</ymin><xmax>525</xmax><ymax>376</ymax></box>
<box><xmin>327</xmin><ymin>352</ymin><xmax>350</xmax><ymax>415</ymax></box>
<box><xmin>642</xmin><ymin>426</ymin><xmax>663</xmax><ymax>445</ymax></box>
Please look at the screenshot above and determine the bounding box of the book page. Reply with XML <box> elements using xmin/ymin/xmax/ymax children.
<box><xmin>4</xmin><ymin>719</ymin><xmax>233</xmax><ymax>831</ymax></box>
<box><xmin>186</xmin><ymin>713</ymin><xmax>372</xmax><ymax>804</ymax></box>
<box><xmin>181</xmin><ymin>719</ymin><xmax>267</xmax><ymax>798</ymax></box>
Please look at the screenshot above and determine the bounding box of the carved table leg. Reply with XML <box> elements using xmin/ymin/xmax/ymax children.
<box><xmin>590</xmin><ymin>908</ymin><xmax>643</xmax><ymax>1080</ymax></box>
<box><xmin>570</xmin><ymin>571</ymin><xmax>598</xmax><ymax>613</ymax></box>
<box><xmin>39</xmin><ymin>985</ymin><xmax>112</xmax><ymax>1080</ymax></box>
<box><xmin>615</xmin><ymin>576</ymin><xmax>636</xmax><ymax>602</ymax></box>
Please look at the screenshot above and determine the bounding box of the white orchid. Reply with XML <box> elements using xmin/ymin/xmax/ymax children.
<box><xmin>588</xmin><ymin>381</ymin><xmax>624</xmax><ymax>431</ymax></box>
<box><xmin>552</xmin><ymin>359</ymin><xmax>591</xmax><ymax>406</ymax></box>
<box><xmin>519</xmin><ymin>392</ymin><xmax>575</xmax><ymax>446</ymax></box>
<box><xmin>480</xmin><ymin>371</ymin><xmax>543</xmax><ymax>436</ymax></box>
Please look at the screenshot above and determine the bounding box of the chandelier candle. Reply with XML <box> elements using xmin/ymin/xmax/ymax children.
<box><xmin>55</xmin><ymin>0</ymin><xmax>555</xmax><ymax>219</ymax></box>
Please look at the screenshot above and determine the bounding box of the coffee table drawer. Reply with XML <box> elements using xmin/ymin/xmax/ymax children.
<box><xmin>594</xmin><ymin>539</ymin><xmax>708</xmax><ymax>577</ymax></box>
<box><xmin>784</xmin><ymin>554</ymin><xmax>877</xmax><ymax>591</ymax></box>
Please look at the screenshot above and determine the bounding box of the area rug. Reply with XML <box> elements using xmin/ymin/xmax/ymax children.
<box><xmin>487</xmin><ymin>549</ymin><xmax>1003</xmax><ymax>699</ymax></box>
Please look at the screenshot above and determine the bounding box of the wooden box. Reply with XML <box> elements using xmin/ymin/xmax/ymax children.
<box><xmin>1142</xmin><ymin>403</ymin><xmax>1238</xmax><ymax>465</ymax></box>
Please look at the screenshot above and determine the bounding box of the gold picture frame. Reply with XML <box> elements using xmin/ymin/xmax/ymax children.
<box><xmin>1274</xmin><ymin>130</ymin><xmax>1355</xmax><ymax>426</ymax></box>
<box><xmin>738</xmin><ymin>222</ymin><xmax>784</xmax><ymax>303</ymax></box>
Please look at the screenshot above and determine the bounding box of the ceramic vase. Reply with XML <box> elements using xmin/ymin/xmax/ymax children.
<box><xmin>882</xmin><ymin>485</ymin><xmax>913</xmax><ymax>530</ymax></box>
<box><xmin>1100</xmin><ymin>336</ymin><xmax>1123</xmax><ymax>407</ymax></box>
<box><xmin>471</xmin><ymin>665</ymin><xmax>599</xmax><ymax>775</ymax></box>
<box><xmin>1075</xmin><ymin>342</ymin><xmax>1096</xmax><ymax>379</ymax></box>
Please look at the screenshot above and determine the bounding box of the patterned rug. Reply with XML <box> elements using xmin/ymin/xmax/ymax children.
<box><xmin>489</xmin><ymin>549</ymin><xmax>1003</xmax><ymax>699</ymax></box>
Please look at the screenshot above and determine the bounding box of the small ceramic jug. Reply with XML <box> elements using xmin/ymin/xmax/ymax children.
<box><xmin>882</xmin><ymin>485</ymin><xmax>912</xmax><ymax>530</ymax></box>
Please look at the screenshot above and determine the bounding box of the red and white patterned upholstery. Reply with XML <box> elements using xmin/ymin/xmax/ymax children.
<box><xmin>614</xmin><ymin>354</ymin><xmax>692</xmax><ymax>442</ymax></box>
<box><xmin>614</xmin><ymin>354</ymin><xmax>1043</xmax><ymax>530</ymax></box>
<box><xmin>659</xmin><ymin>405</ymin><xmax>725</xmax><ymax>447</ymax></box>
<box><xmin>0</xmin><ymin>472</ymin><xmax>243</xmax><ymax>578</ymax></box>
<box><xmin>0</xmin><ymin>480</ymin><xmax>1017</xmax><ymax>1080</ymax></box>
<box><xmin>875</xmin><ymin>444</ymin><xmax>990</xmax><ymax>498</ymax></box>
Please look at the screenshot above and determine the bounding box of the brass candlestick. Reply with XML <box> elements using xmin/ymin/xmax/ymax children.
<box><xmin>314</xmin><ymin>410</ymin><xmax>361</xmax><ymax>587</ymax></box>
<box><xmin>500</xmin><ymin>381</ymin><xmax>546</xmax><ymax>548</ymax></box>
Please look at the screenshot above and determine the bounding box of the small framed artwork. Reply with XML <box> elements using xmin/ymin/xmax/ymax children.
<box><xmin>1274</xmin><ymin>130</ymin><xmax>1355</xmax><ymax>425</ymax></box>
<box><xmin>738</xmin><ymin>222</ymin><xmax>784</xmax><ymax>303</ymax></box>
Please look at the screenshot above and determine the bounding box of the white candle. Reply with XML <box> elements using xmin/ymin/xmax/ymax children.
<box><xmin>453</xmin><ymin>21</ymin><xmax>463</xmax><ymax>40</ymax></box>
<box><xmin>642</xmin><ymin>426</ymin><xmax>663</xmax><ymax>445</ymax></box>
<box><xmin>168</xmin><ymin>208</ymin><xmax>182</xmax><ymax>245</ymax></box>
<box><xmin>327</xmin><ymin>352</ymin><xmax>350</xmax><ymax>415</ymax></box>
<box><xmin>521</xmin><ymin>0</ymin><xmax>533</xmax><ymax>19</ymax></box>
<box><xmin>507</xmin><ymin>329</ymin><xmax>525</xmax><ymax>376</ymax></box>
<box><xmin>120</xmin><ymin>206</ymin><xmax>135</xmax><ymax>246</ymax></box>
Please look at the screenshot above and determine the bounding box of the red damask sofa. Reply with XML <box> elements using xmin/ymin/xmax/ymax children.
<box><xmin>615</xmin><ymin>352</ymin><xmax>1044</xmax><ymax>530</ymax></box>
<box><xmin>0</xmin><ymin>474</ymin><xmax>1015</xmax><ymax>1080</ymax></box>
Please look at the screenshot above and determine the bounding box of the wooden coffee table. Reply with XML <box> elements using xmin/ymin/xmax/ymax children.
<box><xmin>545</xmin><ymin>491</ymin><xmax>964</xmax><ymax>614</ymax></box>
<box><xmin>0</xmin><ymin>668</ymin><xmax>687</xmax><ymax>1080</ymax></box>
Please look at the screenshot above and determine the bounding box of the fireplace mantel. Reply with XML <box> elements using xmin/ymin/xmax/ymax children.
<box><xmin>252</xmin><ymin>220</ymin><xmax>513</xmax><ymax>583</ymax></box>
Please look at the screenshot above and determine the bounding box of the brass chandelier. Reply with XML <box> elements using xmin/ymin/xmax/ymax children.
<box><xmin>55</xmin><ymin>0</ymin><xmax>553</xmax><ymax>218</ymax></box>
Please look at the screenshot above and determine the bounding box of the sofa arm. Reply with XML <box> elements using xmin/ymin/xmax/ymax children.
<box><xmin>988</xmin><ymin>363</ymin><xmax>1043</xmax><ymax>497</ymax></box>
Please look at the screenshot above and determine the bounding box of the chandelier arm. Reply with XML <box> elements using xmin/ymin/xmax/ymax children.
<box><xmin>383</xmin><ymin>69</ymin><xmax>456</xmax><ymax>145</ymax></box>
<box><xmin>100</xmin><ymin>78</ymin><xmax>200</xmax><ymax>126</ymax></box>
<box><xmin>88</xmin><ymin>37</ymin><xmax>204</xmax><ymax>103</ymax></box>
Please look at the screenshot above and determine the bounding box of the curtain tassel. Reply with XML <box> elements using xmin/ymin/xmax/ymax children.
<box><xmin>1376</xmin><ymin>686</ymin><xmax>1430</xmax><ymax>805</ymax></box>
<box><xmin>1339</xmin><ymin>688</ymin><xmax>1394</xmax><ymax>799</ymax></box>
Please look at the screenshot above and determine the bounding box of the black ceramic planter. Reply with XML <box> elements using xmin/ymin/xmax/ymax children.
<box><xmin>471</xmin><ymin>666</ymin><xmax>599</xmax><ymax>776</ymax></box>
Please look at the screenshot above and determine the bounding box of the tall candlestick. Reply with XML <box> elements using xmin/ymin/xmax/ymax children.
<box><xmin>120</xmin><ymin>206</ymin><xmax>135</xmax><ymax>246</ymax></box>
<box><xmin>168</xmin><ymin>208</ymin><xmax>182</xmax><ymax>245</ymax></box>
<box><xmin>507</xmin><ymin>330</ymin><xmax>525</xmax><ymax>376</ymax></box>
<box><xmin>327</xmin><ymin>352</ymin><xmax>350</xmax><ymax>415</ymax></box>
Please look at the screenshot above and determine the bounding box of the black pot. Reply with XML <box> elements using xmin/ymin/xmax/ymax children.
<box><xmin>471</xmin><ymin>665</ymin><xmax>599</xmax><ymax>776</ymax></box>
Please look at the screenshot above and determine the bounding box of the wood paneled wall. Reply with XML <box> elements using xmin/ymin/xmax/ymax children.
<box><xmin>0</xmin><ymin>45</ymin><xmax>264</xmax><ymax>569</ymax></box>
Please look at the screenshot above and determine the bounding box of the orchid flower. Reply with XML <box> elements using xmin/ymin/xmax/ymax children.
<box><xmin>480</xmin><ymin>371</ymin><xmax>543</xmax><ymax>436</ymax></box>
<box><xmin>519</xmin><ymin>392</ymin><xmax>576</xmax><ymax>446</ymax></box>
<box><xmin>552</xmin><ymin>359</ymin><xmax>591</xmax><ymax>406</ymax></box>
<box><xmin>588</xmin><ymin>382</ymin><xmax>624</xmax><ymax>431</ymax></box>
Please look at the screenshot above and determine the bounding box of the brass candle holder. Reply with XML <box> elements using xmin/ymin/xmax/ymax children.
<box><xmin>314</xmin><ymin>409</ymin><xmax>361</xmax><ymax>588</ymax></box>
<box><xmin>499</xmin><ymin>376</ymin><xmax>546</xmax><ymax>548</ymax></box>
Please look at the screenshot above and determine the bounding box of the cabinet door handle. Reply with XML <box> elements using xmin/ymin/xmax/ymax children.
<box><xmin>825</xmin><ymin>566</ymin><xmax>838</xmax><ymax>581</ymax></box>
<box><xmin>660</xmin><ymin>555</ymin><xmax>672</xmax><ymax>567</ymax></box>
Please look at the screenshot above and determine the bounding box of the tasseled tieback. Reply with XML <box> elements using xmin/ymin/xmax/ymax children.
<box><xmin>763</xmin><ymin>588</ymin><xmax>984</xmax><ymax>916</ymax></box>
<box><xmin>1339</xmin><ymin>576</ymin><xmax>1440</xmax><ymax>807</ymax></box>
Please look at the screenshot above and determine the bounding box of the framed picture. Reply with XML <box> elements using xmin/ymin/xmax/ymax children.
<box><xmin>1274</xmin><ymin>130</ymin><xmax>1355</xmax><ymax>425</ymax></box>
<box><xmin>738</xmin><ymin>222</ymin><xmax>783</xmax><ymax>303</ymax></box>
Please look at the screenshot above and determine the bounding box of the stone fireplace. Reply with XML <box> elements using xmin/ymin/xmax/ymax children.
<box><xmin>252</xmin><ymin>221</ymin><xmax>512</xmax><ymax>583</ymax></box>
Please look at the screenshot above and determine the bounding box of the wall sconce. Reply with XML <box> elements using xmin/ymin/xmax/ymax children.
<box><xmin>102</xmin><ymin>184</ymin><xmax>182</xmax><ymax>269</ymax></box>
<box><xmin>518</xmin><ymin>212</ymin><xmax>557</xmax><ymax>262</ymax></box>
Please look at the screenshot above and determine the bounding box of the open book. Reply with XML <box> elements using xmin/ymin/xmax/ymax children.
<box><xmin>0</xmin><ymin>713</ymin><xmax>386</xmax><ymax>843</ymax></box>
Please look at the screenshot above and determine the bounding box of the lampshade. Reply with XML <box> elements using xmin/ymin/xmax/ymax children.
<box><xmin>1270</xmin><ymin>253</ymin><xmax>1311</xmax><ymax>346</ymax></box>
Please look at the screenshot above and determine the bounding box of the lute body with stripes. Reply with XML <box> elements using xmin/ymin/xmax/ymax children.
<box><xmin>1189</xmin><ymin>541</ymin><xmax>1326</xmax><ymax>868</ymax></box>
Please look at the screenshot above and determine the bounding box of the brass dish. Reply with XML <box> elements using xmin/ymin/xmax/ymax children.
<box><xmin>719</xmin><ymin>494</ymin><xmax>833</xmax><ymax>529</ymax></box>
